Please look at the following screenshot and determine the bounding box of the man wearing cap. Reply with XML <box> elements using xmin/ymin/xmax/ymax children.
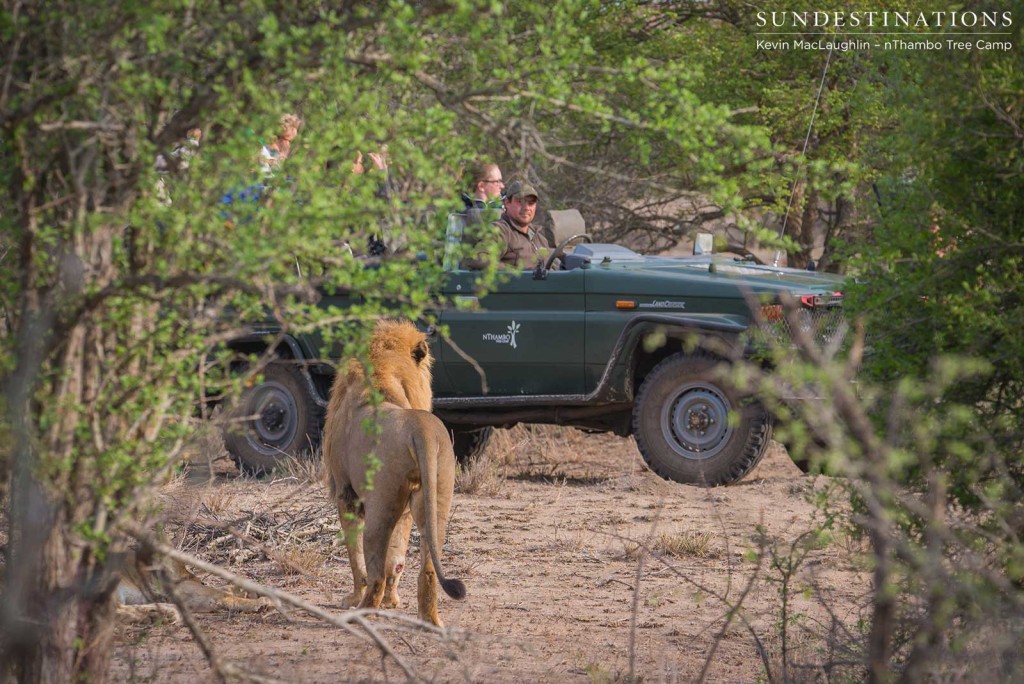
<box><xmin>461</xmin><ymin>179</ymin><xmax>551</xmax><ymax>270</ymax></box>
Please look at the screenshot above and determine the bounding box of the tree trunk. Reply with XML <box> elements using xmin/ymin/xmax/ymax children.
<box><xmin>817</xmin><ymin>196</ymin><xmax>845</xmax><ymax>273</ymax></box>
<box><xmin>9</xmin><ymin>526</ymin><xmax>117</xmax><ymax>683</ymax></box>
<box><xmin>3</xmin><ymin>444</ymin><xmax>119</xmax><ymax>683</ymax></box>
<box><xmin>2</xmin><ymin>231</ymin><xmax>122</xmax><ymax>682</ymax></box>
<box><xmin>867</xmin><ymin>523</ymin><xmax>895</xmax><ymax>684</ymax></box>
<box><xmin>784</xmin><ymin>185</ymin><xmax>818</xmax><ymax>270</ymax></box>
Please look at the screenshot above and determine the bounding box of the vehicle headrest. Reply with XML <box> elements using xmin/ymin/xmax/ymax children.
<box><xmin>548</xmin><ymin>209</ymin><xmax>586</xmax><ymax>244</ymax></box>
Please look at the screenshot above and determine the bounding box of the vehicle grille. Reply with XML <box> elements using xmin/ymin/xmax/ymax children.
<box><xmin>752</xmin><ymin>299</ymin><xmax>848</xmax><ymax>353</ymax></box>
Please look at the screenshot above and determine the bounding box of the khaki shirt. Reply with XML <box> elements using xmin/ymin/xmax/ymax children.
<box><xmin>461</xmin><ymin>214</ymin><xmax>551</xmax><ymax>270</ymax></box>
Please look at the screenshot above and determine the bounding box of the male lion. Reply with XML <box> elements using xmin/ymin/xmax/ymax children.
<box><xmin>322</xmin><ymin>319</ymin><xmax>466</xmax><ymax>627</ymax></box>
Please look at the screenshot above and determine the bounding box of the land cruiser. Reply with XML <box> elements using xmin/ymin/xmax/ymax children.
<box><xmin>223</xmin><ymin>210</ymin><xmax>845</xmax><ymax>486</ymax></box>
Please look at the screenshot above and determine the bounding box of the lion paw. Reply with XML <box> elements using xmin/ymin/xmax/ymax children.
<box><xmin>341</xmin><ymin>592</ymin><xmax>363</xmax><ymax>609</ymax></box>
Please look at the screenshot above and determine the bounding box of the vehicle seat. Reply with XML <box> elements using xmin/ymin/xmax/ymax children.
<box><xmin>548</xmin><ymin>209</ymin><xmax>587</xmax><ymax>270</ymax></box>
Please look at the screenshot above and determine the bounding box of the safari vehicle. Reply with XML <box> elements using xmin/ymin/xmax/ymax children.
<box><xmin>224</xmin><ymin>210</ymin><xmax>845</xmax><ymax>486</ymax></box>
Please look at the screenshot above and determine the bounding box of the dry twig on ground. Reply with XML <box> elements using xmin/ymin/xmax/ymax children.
<box><xmin>121</xmin><ymin>521</ymin><xmax>460</xmax><ymax>682</ymax></box>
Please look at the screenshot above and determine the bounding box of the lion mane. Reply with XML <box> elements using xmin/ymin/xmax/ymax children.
<box><xmin>322</xmin><ymin>319</ymin><xmax>465</xmax><ymax>627</ymax></box>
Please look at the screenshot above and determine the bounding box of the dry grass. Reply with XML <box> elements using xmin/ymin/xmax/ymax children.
<box><xmin>620</xmin><ymin>537</ymin><xmax>643</xmax><ymax>561</ymax></box>
<box><xmin>606</xmin><ymin>512</ymin><xmax>628</xmax><ymax>526</ymax></box>
<box><xmin>653</xmin><ymin>530</ymin><xmax>717</xmax><ymax>559</ymax></box>
<box><xmin>455</xmin><ymin>452</ymin><xmax>505</xmax><ymax>496</ymax></box>
<box><xmin>276</xmin><ymin>449</ymin><xmax>324</xmax><ymax>484</ymax></box>
<box><xmin>200</xmin><ymin>487</ymin><xmax>237</xmax><ymax>516</ymax></box>
<box><xmin>180</xmin><ymin>416</ymin><xmax>230</xmax><ymax>466</ymax></box>
<box><xmin>273</xmin><ymin>542</ymin><xmax>328</xmax><ymax>577</ymax></box>
<box><xmin>760</xmin><ymin>629</ymin><xmax>842</xmax><ymax>684</ymax></box>
<box><xmin>553</xmin><ymin>525</ymin><xmax>590</xmax><ymax>554</ymax></box>
<box><xmin>491</xmin><ymin>424</ymin><xmax>593</xmax><ymax>467</ymax></box>
<box><xmin>485</xmin><ymin>424</ymin><xmax>638</xmax><ymax>482</ymax></box>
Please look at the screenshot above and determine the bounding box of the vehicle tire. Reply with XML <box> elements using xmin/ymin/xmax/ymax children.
<box><xmin>447</xmin><ymin>425</ymin><xmax>494</xmax><ymax>464</ymax></box>
<box><xmin>224</xmin><ymin>362</ymin><xmax>322</xmax><ymax>476</ymax></box>
<box><xmin>632</xmin><ymin>353</ymin><xmax>772</xmax><ymax>486</ymax></box>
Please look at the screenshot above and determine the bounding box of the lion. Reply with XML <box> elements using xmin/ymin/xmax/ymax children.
<box><xmin>115</xmin><ymin>547</ymin><xmax>271</xmax><ymax>624</ymax></box>
<box><xmin>322</xmin><ymin>319</ymin><xmax>466</xmax><ymax>627</ymax></box>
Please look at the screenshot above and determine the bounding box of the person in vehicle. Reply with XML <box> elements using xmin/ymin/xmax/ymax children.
<box><xmin>351</xmin><ymin>149</ymin><xmax>388</xmax><ymax>176</ymax></box>
<box><xmin>326</xmin><ymin>145</ymin><xmax>390</xmax><ymax>253</ymax></box>
<box><xmin>461</xmin><ymin>180</ymin><xmax>550</xmax><ymax>270</ymax></box>
<box><xmin>444</xmin><ymin>162</ymin><xmax>503</xmax><ymax>268</ymax></box>
<box><xmin>260</xmin><ymin>113</ymin><xmax>302</xmax><ymax>174</ymax></box>
<box><xmin>461</xmin><ymin>161</ymin><xmax>504</xmax><ymax>211</ymax></box>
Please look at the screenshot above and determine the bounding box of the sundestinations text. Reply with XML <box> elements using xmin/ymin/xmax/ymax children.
<box><xmin>756</xmin><ymin>10</ymin><xmax>1012</xmax><ymax>29</ymax></box>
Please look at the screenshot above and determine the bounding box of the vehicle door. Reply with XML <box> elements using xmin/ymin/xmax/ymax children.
<box><xmin>435</xmin><ymin>268</ymin><xmax>587</xmax><ymax>397</ymax></box>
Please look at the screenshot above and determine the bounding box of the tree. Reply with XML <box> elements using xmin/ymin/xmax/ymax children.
<box><xmin>0</xmin><ymin>2</ymin><xmax>760</xmax><ymax>680</ymax></box>
<box><xmin>503</xmin><ymin>0</ymin><xmax>905</xmax><ymax>265</ymax></box>
<box><xmin>780</xmin><ymin>10</ymin><xmax>1024</xmax><ymax>679</ymax></box>
<box><xmin>848</xmin><ymin>10</ymin><xmax>1024</xmax><ymax>485</ymax></box>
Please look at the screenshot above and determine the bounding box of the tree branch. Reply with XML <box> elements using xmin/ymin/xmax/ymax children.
<box><xmin>120</xmin><ymin>522</ymin><xmax>423</xmax><ymax>681</ymax></box>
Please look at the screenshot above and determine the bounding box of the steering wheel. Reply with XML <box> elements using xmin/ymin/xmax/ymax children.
<box><xmin>544</xmin><ymin>234</ymin><xmax>593</xmax><ymax>270</ymax></box>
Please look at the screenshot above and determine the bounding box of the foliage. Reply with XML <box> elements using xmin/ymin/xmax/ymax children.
<box><xmin>2</xmin><ymin>0</ymin><xmax>1022</xmax><ymax>680</ymax></box>
<box><xmin>845</xmin><ymin>6</ymin><xmax>1024</xmax><ymax>501</ymax></box>
<box><xmin>754</xmin><ymin>323</ymin><xmax>1024</xmax><ymax>680</ymax></box>
<box><xmin>751</xmin><ymin>4</ymin><xmax>1024</xmax><ymax>677</ymax></box>
<box><xmin>0</xmin><ymin>1</ymin><xmax>763</xmax><ymax>679</ymax></box>
<box><xmin>521</xmin><ymin>0</ymin><xmax>922</xmax><ymax>265</ymax></box>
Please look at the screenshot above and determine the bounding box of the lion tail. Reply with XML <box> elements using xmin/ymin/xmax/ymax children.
<box><xmin>414</xmin><ymin>419</ymin><xmax>466</xmax><ymax>601</ymax></box>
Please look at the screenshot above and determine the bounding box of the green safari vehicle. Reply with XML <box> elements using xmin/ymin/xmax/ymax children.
<box><xmin>223</xmin><ymin>210</ymin><xmax>845</xmax><ymax>486</ymax></box>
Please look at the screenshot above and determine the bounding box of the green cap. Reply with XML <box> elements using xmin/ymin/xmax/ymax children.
<box><xmin>504</xmin><ymin>180</ymin><xmax>539</xmax><ymax>201</ymax></box>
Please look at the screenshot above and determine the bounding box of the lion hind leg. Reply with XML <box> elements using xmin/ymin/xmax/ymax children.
<box><xmin>416</xmin><ymin>543</ymin><xmax>443</xmax><ymax>628</ymax></box>
<box><xmin>337</xmin><ymin>490</ymin><xmax>367</xmax><ymax>609</ymax></box>
<box><xmin>382</xmin><ymin>509</ymin><xmax>413</xmax><ymax>609</ymax></box>
<box><xmin>410</xmin><ymin>482</ymin><xmax>454</xmax><ymax>628</ymax></box>
<box><xmin>410</xmin><ymin>425</ymin><xmax>466</xmax><ymax>607</ymax></box>
<box><xmin>358</xmin><ymin>495</ymin><xmax>408</xmax><ymax>611</ymax></box>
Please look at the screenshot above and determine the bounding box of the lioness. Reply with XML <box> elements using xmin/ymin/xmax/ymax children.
<box><xmin>322</xmin><ymin>319</ymin><xmax>466</xmax><ymax>627</ymax></box>
<box><xmin>115</xmin><ymin>547</ymin><xmax>271</xmax><ymax>624</ymax></box>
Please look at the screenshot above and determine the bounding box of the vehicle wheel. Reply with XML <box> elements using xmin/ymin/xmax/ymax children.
<box><xmin>224</xmin><ymin>362</ymin><xmax>322</xmax><ymax>476</ymax></box>
<box><xmin>447</xmin><ymin>425</ymin><xmax>494</xmax><ymax>464</ymax></box>
<box><xmin>632</xmin><ymin>353</ymin><xmax>772</xmax><ymax>486</ymax></box>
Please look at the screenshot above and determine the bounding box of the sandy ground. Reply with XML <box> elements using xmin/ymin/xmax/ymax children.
<box><xmin>112</xmin><ymin>427</ymin><xmax>870</xmax><ymax>683</ymax></box>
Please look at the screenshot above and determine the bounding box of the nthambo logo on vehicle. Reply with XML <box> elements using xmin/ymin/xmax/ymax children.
<box><xmin>482</xmin><ymin>321</ymin><xmax>520</xmax><ymax>349</ymax></box>
<box><xmin>754</xmin><ymin>9</ymin><xmax>1015</xmax><ymax>52</ymax></box>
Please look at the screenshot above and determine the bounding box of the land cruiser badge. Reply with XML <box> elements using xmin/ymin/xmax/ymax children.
<box><xmin>639</xmin><ymin>300</ymin><xmax>686</xmax><ymax>310</ymax></box>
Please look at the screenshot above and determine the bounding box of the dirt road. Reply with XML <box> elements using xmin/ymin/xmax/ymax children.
<box><xmin>114</xmin><ymin>427</ymin><xmax>868</xmax><ymax>683</ymax></box>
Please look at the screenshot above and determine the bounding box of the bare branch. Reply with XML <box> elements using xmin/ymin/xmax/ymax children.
<box><xmin>120</xmin><ymin>523</ymin><xmax>424</xmax><ymax>680</ymax></box>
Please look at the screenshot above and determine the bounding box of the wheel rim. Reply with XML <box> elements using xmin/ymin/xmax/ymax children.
<box><xmin>245</xmin><ymin>381</ymin><xmax>299</xmax><ymax>454</ymax></box>
<box><xmin>660</xmin><ymin>382</ymin><xmax>734</xmax><ymax>460</ymax></box>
